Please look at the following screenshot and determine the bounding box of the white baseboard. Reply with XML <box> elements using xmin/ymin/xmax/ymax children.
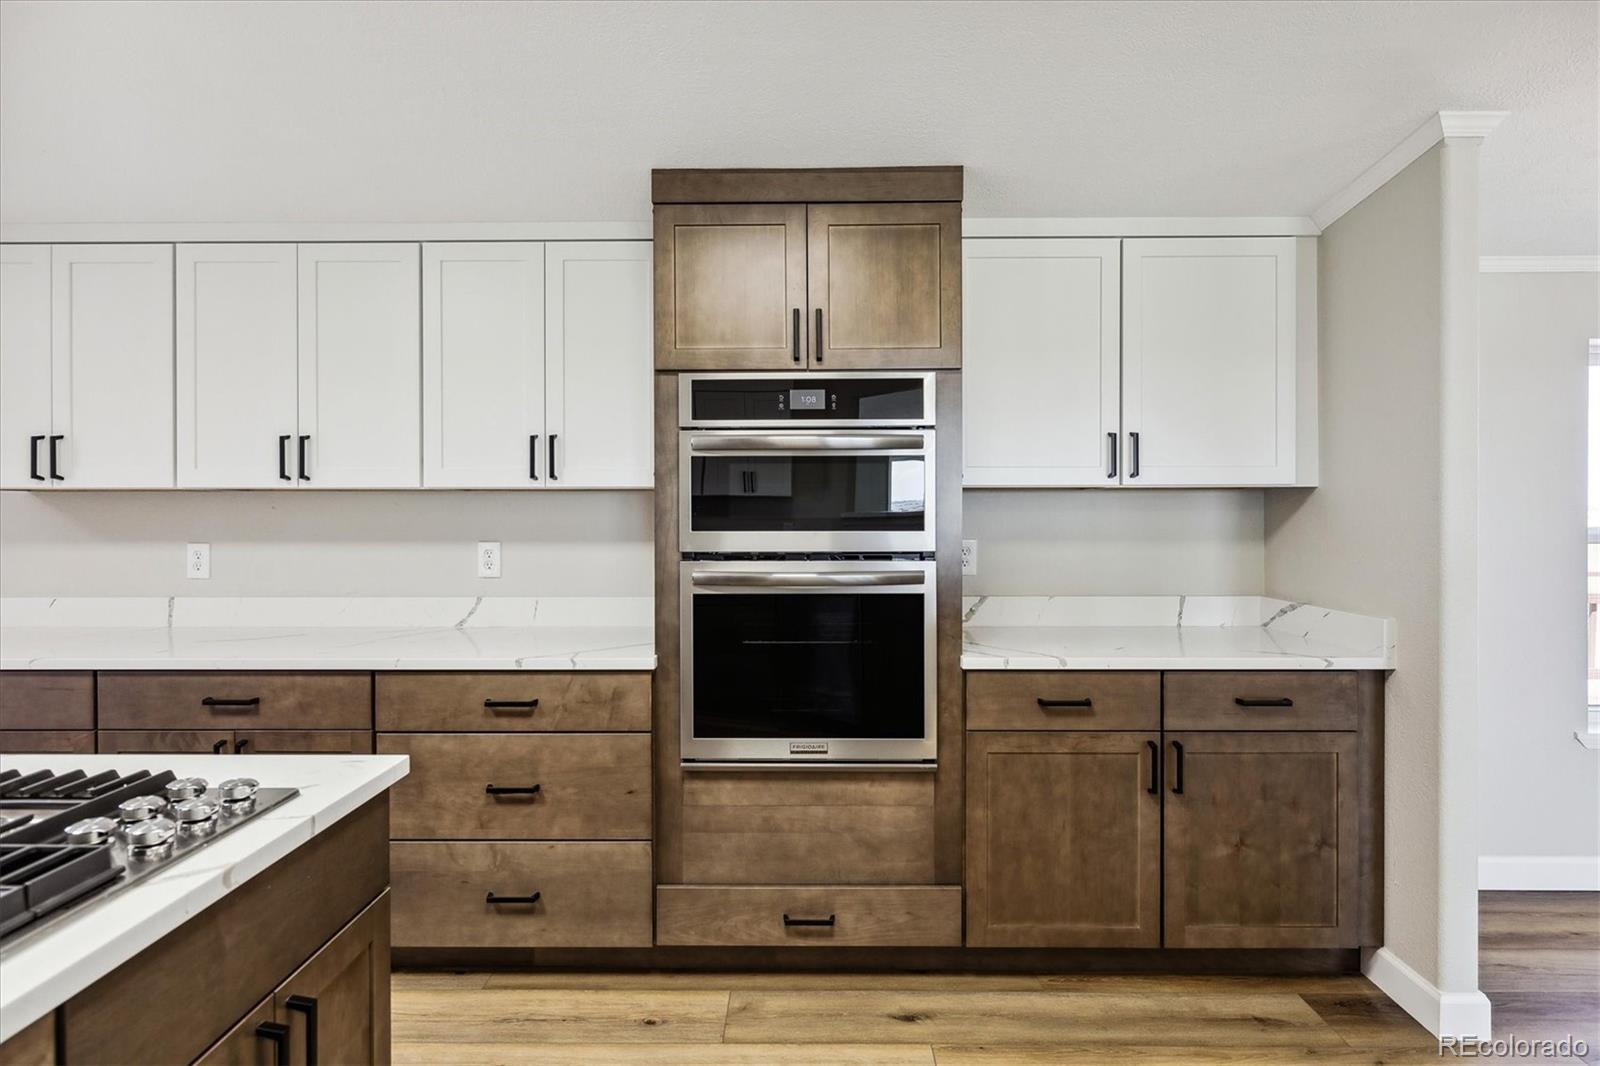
<box><xmin>1364</xmin><ymin>947</ymin><xmax>1492</xmax><ymax>1040</ymax></box>
<box><xmin>1479</xmin><ymin>855</ymin><xmax>1600</xmax><ymax>890</ymax></box>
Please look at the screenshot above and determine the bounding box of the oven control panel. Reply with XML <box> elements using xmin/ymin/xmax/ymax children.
<box><xmin>684</xmin><ymin>374</ymin><xmax>933</xmax><ymax>426</ymax></box>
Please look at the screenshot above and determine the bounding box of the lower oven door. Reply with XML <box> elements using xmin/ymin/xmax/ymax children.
<box><xmin>681</xmin><ymin>559</ymin><xmax>937</xmax><ymax>766</ymax></box>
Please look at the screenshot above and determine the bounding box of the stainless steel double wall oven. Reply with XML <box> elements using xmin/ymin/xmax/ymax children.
<box><xmin>678</xmin><ymin>373</ymin><xmax>938</xmax><ymax>766</ymax></box>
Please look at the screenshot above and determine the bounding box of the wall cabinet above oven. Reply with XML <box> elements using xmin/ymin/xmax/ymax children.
<box><xmin>963</xmin><ymin>236</ymin><xmax>1318</xmax><ymax>488</ymax></box>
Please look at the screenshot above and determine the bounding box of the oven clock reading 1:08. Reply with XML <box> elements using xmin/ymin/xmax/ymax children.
<box><xmin>788</xmin><ymin>388</ymin><xmax>827</xmax><ymax>411</ymax></box>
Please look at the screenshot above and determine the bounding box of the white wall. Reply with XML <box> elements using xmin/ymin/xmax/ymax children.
<box><xmin>1477</xmin><ymin>270</ymin><xmax>1600</xmax><ymax>879</ymax></box>
<box><xmin>1265</xmin><ymin>140</ymin><xmax>1488</xmax><ymax>1035</ymax></box>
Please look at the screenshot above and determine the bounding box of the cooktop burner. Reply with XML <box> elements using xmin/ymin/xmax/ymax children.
<box><xmin>0</xmin><ymin>767</ymin><xmax>297</xmax><ymax>950</ymax></box>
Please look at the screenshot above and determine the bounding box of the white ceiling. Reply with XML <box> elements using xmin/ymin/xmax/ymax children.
<box><xmin>1</xmin><ymin>0</ymin><xmax>1594</xmax><ymax>254</ymax></box>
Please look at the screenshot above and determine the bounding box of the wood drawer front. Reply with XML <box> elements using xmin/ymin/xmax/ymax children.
<box><xmin>0</xmin><ymin>730</ymin><xmax>95</xmax><ymax>754</ymax></box>
<box><xmin>378</xmin><ymin>733</ymin><xmax>651</xmax><ymax>840</ymax></box>
<box><xmin>235</xmin><ymin>730</ymin><xmax>374</xmax><ymax>754</ymax></box>
<box><xmin>392</xmin><ymin>841</ymin><xmax>652</xmax><ymax>948</ymax></box>
<box><xmin>965</xmin><ymin>671</ymin><xmax>1160</xmax><ymax>731</ymax></box>
<box><xmin>656</xmin><ymin>885</ymin><xmax>962</xmax><ymax>947</ymax></box>
<box><xmin>97</xmin><ymin>672</ymin><xmax>371</xmax><ymax>730</ymax></box>
<box><xmin>376</xmin><ymin>672</ymin><xmax>650</xmax><ymax>733</ymax></box>
<box><xmin>1164</xmin><ymin>671</ymin><xmax>1358</xmax><ymax>731</ymax></box>
<box><xmin>98</xmin><ymin>729</ymin><xmax>232</xmax><ymax>754</ymax></box>
<box><xmin>0</xmin><ymin>671</ymin><xmax>94</xmax><ymax>730</ymax></box>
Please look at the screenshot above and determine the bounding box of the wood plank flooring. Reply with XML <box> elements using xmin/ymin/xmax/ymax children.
<box><xmin>392</xmin><ymin>892</ymin><xmax>1598</xmax><ymax>1064</ymax></box>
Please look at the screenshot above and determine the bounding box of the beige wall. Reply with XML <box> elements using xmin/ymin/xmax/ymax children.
<box><xmin>1478</xmin><ymin>270</ymin><xmax>1600</xmax><ymax>863</ymax></box>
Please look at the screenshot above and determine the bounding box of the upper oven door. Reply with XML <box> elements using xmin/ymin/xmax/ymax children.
<box><xmin>680</xmin><ymin>429</ymin><xmax>936</xmax><ymax>553</ymax></box>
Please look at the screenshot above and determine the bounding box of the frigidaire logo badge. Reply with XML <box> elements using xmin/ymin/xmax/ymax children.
<box><xmin>789</xmin><ymin>741</ymin><xmax>829</xmax><ymax>754</ymax></box>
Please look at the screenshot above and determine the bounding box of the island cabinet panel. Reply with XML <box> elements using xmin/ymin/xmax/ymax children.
<box><xmin>680</xmin><ymin>772</ymin><xmax>936</xmax><ymax>885</ymax></box>
<box><xmin>0</xmin><ymin>670</ymin><xmax>94</xmax><ymax>729</ymax></box>
<box><xmin>376</xmin><ymin>671</ymin><xmax>651</xmax><ymax>732</ymax></box>
<box><xmin>656</xmin><ymin>885</ymin><xmax>962</xmax><ymax>947</ymax></box>
<box><xmin>98</xmin><ymin>728</ymin><xmax>233</xmax><ymax>754</ymax></box>
<box><xmin>1163</xmin><ymin>731</ymin><xmax>1359</xmax><ymax>948</ymax></box>
<box><xmin>378</xmin><ymin>732</ymin><xmax>651</xmax><ymax>840</ymax></box>
<box><xmin>964</xmin><ymin>671</ymin><xmax>1160</xmax><ymax>732</ymax></box>
<box><xmin>234</xmin><ymin>729</ymin><xmax>374</xmax><ymax>754</ymax></box>
<box><xmin>0</xmin><ymin>1012</ymin><xmax>54</xmax><ymax>1065</ymax></box>
<box><xmin>192</xmin><ymin>997</ymin><xmax>275</xmax><ymax>1066</ymax></box>
<box><xmin>96</xmin><ymin>671</ymin><xmax>371</xmax><ymax>730</ymax></box>
<box><xmin>966</xmin><ymin>731</ymin><xmax>1161</xmax><ymax>947</ymax></box>
<box><xmin>391</xmin><ymin>841</ymin><xmax>653</xmax><ymax>948</ymax></box>
<box><xmin>1163</xmin><ymin>671</ymin><xmax>1359</xmax><ymax>731</ymax></box>
<box><xmin>275</xmin><ymin>891</ymin><xmax>391</xmax><ymax>1066</ymax></box>
<box><xmin>0</xmin><ymin>729</ymin><xmax>94</xmax><ymax>754</ymax></box>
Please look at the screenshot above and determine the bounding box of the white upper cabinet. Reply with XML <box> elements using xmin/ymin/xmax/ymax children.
<box><xmin>176</xmin><ymin>244</ymin><xmax>299</xmax><ymax>488</ymax></box>
<box><xmin>544</xmin><ymin>241</ymin><xmax>653</xmax><ymax>488</ymax></box>
<box><xmin>1121</xmin><ymin>237</ymin><xmax>1313</xmax><ymax>486</ymax></box>
<box><xmin>297</xmin><ymin>244</ymin><xmax>421</xmax><ymax>488</ymax></box>
<box><xmin>50</xmin><ymin>245</ymin><xmax>175</xmax><ymax>488</ymax></box>
<box><xmin>963</xmin><ymin>239</ymin><xmax>1120</xmax><ymax>486</ymax></box>
<box><xmin>422</xmin><ymin>243</ymin><xmax>546</xmax><ymax>488</ymax></box>
<box><xmin>0</xmin><ymin>246</ymin><xmax>52</xmax><ymax>489</ymax></box>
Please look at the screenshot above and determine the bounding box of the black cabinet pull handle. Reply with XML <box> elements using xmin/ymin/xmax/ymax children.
<box><xmin>28</xmin><ymin>435</ymin><xmax>44</xmax><ymax>481</ymax></box>
<box><xmin>297</xmin><ymin>435</ymin><xmax>310</xmax><ymax>481</ymax></box>
<box><xmin>202</xmin><ymin>696</ymin><xmax>261</xmax><ymax>711</ymax></box>
<box><xmin>1171</xmin><ymin>740</ymin><xmax>1184</xmax><ymax>795</ymax></box>
<box><xmin>814</xmin><ymin>308</ymin><xmax>823</xmax><ymax>364</ymax></box>
<box><xmin>791</xmin><ymin>308</ymin><xmax>801</xmax><ymax>364</ymax></box>
<box><xmin>278</xmin><ymin>434</ymin><xmax>291</xmax><ymax>481</ymax></box>
<box><xmin>1128</xmin><ymin>431</ymin><xmax>1140</xmax><ymax>478</ymax></box>
<box><xmin>1146</xmin><ymin>739</ymin><xmax>1160</xmax><ymax>795</ymax></box>
<box><xmin>485</xmin><ymin>783</ymin><xmax>541</xmax><ymax>796</ymax></box>
<box><xmin>1106</xmin><ymin>432</ymin><xmax>1117</xmax><ymax>479</ymax></box>
<box><xmin>487</xmin><ymin>890</ymin><xmax>541</xmax><ymax>905</ymax></box>
<box><xmin>529</xmin><ymin>434</ymin><xmax>539</xmax><ymax>480</ymax></box>
<box><xmin>47</xmin><ymin>435</ymin><xmax>63</xmax><ymax>480</ymax></box>
<box><xmin>285</xmin><ymin>994</ymin><xmax>318</xmax><ymax>1066</ymax></box>
<box><xmin>484</xmin><ymin>698</ymin><xmax>539</xmax><ymax>714</ymax></box>
<box><xmin>256</xmin><ymin>1021</ymin><xmax>291</xmax><ymax>1066</ymax></box>
<box><xmin>548</xmin><ymin>434</ymin><xmax>558</xmax><ymax>482</ymax></box>
<box><xmin>1234</xmin><ymin>697</ymin><xmax>1294</xmax><ymax>707</ymax></box>
<box><xmin>212</xmin><ymin>739</ymin><xmax>228</xmax><ymax>754</ymax></box>
<box><xmin>234</xmin><ymin>737</ymin><xmax>250</xmax><ymax>753</ymax></box>
<box><xmin>783</xmin><ymin>913</ymin><xmax>836</xmax><ymax>928</ymax></box>
<box><xmin>1036</xmin><ymin>697</ymin><xmax>1092</xmax><ymax>709</ymax></box>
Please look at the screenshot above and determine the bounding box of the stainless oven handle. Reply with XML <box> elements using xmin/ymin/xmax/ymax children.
<box><xmin>690</xmin><ymin>570</ymin><xmax>926</xmax><ymax>589</ymax></box>
<box><xmin>688</xmin><ymin>434</ymin><xmax>925</xmax><ymax>452</ymax></box>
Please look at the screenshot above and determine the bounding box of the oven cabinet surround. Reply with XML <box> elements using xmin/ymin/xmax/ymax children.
<box><xmin>652</xmin><ymin>167</ymin><xmax>963</xmax><ymax>371</ymax></box>
<box><xmin>0</xmin><ymin>243</ymin><xmax>175</xmax><ymax>489</ymax></box>
<box><xmin>962</xmin><ymin>235</ymin><xmax>1318</xmax><ymax>488</ymax></box>
<box><xmin>964</xmin><ymin>669</ymin><xmax>1382</xmax><ymax>950</ymax></box>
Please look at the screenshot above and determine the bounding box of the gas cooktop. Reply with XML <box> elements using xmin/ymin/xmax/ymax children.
<box><xmin>0</xmin><ymin>766</ymin><xmax>297</xmax><ymax>950</ymax></box>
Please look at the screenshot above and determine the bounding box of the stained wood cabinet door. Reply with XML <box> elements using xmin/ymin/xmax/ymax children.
<box><xmin>1163</xmin><ymin>730</ymin><xmax>1359</xmax><ymax>948</ymax></box>
<box><xmin>274</xmin><ymin>891</ymin><xmax>391</xmax><ymax>1066</ymax></box>
<box><xmin>809</xmin><ymin>202</ymin><xmax>961</xmax><ymax>369</ymax></box>
<box><xmin>966</xmin><ymin>731</ymin><xmax>1161</xmax><ymax>947</ymax></box>
<box><xmin>97</xmin><ymin>729</ymin><xmax>233</xmax><ymax>754</ymax></box>
<box><xmin>962</xmin><ymin>238</ymin><xmax>1120</xmax><ymax>486</ymax></box>
<box><xmin>176</xmin><ymin>244</ymin><xmax>300</xmax><ymax>488</ymax></box>
<box><xmin>234</xmin><ymin>730</ymin><xmax>374</xmax><ymax>754</ymax></box>
<box><xmin>193</xmin><ymin>996</ymin><xmax>278</xmax><ymax>1066</ymax></box>
<box><xmin>0</xmin><ymin>245</ymin><xmax>52</xmax><ymax>489</ymax></box>
<box><xmin>653</xmin><ymin>204</ymin><xmax>807</xmax><ymax>370</ymax></box>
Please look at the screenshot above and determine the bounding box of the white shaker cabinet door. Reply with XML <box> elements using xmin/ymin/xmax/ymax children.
<box><xmin>176</xmin><ymin>244</ymin><xmax>299</xmax><ymax>488</ymax></box>
<box><xmin>50</xmin><ymin>244</ymin><xmax>175</xmax><ymax>488</ymax></box>
<box><xmin>296</xmin><ymin>243</ymin><xmax>421</xmax><ymax>488</ymax></box>
<box><xmin>422</xmin><ymin>242</ymin><xmax>545</xmax><ymax>488</ymax></box>
<box><xmin>544</xmin><ymin>241</ymin><xmax>653</xmax><ymax>488</ymax></box>
<box><xmin>962</xmin><ymin>238</ymin><xmax>1121</xmax><ymax>486</ymax></box>
<box><xmin>0</xmin><ymin>246</ymin><xmax>53</xmax><ymax>489</ymax></box>
<box><xmin>1121</xmin><ymin>237</ymin><xmax>1298</xmax><ymax>486</ymax></box>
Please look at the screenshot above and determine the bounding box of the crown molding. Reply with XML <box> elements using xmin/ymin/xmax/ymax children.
<box><xmin>963</xmin><ymin>217</ymin><xmax>1319</xmax><ymax>238</ymax></box>
<box><xmin>0</xmin><ymin>221</ymin><xmax>653</xmax><ymax>243</ymax></box>
<box><xmin>1312</xmin><ymin>110</ymin><xmax>1510</xmax><ymax>231</ymax></box>
<box><xmin>1480</xmin><ymin>255</ymin><xmax>1600</xmax><ymax>273</ymax></box>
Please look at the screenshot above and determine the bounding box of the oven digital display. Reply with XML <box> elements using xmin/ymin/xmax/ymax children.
<box><xmin>788</xmin><ymin>388</ymin><xmax>827</xmax><ymax>411</ymax></box>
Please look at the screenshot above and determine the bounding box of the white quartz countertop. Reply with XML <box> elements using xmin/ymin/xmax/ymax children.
<box><xmin>961</xmin><ymin>596</ymin><xmax>1396</xmax><ymax>670</ymax></box>
<box><xmin>0</xmin><ymin>753</ymin><xmax>408</xmax><ymax>1042</ymax></box>
<box><xmin>0</xmin><ymin>597</ymin><xmax>655</xmax><ymax>671</ymax></box>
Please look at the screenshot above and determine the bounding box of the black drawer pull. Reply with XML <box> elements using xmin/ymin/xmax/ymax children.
<box><xmin>211</xmin><ymin>739</ymin><xmax>228</xmax><ymax>754</ymax></box>
<box><xmin>485</xmin><ymin>783</ymin><xmax>541</xmax><ymax>796</ymax></box>
<box><xmin>285</xmin><ymin>994</ymin><xmax>318</xmax><ymax>1066</ymax></box>
<box><xmin>1128</xmin><ymin>431</ymin><xmax>1140</xmax><ymax>478</ymax></box>
<box><xmin>28</xmin><ymin>435</ymin><xmax>44</xmax><ymax>481</ymax></box>
<box><xmin>1234</xmin><ymin>697</ymin><xmax>1294</xmax><ymax>707</ymax></box>
<box><xmin>234</xmin><ymin>737</ymin><xmax>250</xmax><ymax>753</ymax></box>
<box><xmin>783</xmin><ymin>913</ymin><xmax>836</xmax><ymax>927</ymax></box>
<box><xmin>529</xmin><ymin>434</ymin><xmax>539</xmax><ymax>480</ymax></box>
<box><xmin>814</xmin><ymin>307</ymin><xmax>824</xmax><ymax>364</ymax></box>
<box><xmin>297</xmin><ymin>434</ymin><xmax>310</xmax><ymax>481</ymax></box>
<box><xmin>278</xmin><ymin>434</ymin><xmax>291</xmax><ymax>481</ymax></box>
<box><xmin>256</xmin><ymin>1021</ymin><xmax>291</xmax><ymax>1066</ymax></box>
<box><xmin>47</xmin><ymin>435</ymin><xmax>64</xmax><ymax>480</ymax></box>
<box><xmin>202</xmin><ymin>696</ymin><xmax>261</xmax><ymax>710</ymax></box>
<box><xmin>548</xmin><ymin>433</ymin><xmax>558</xmax><ymax>482</ymax></box>
<box><xmin>487</xmin><ymin>890</ymin><xmax>541</xmax><ymax>905</ymax></box>
<box><xmin>1036</xmin><ymin>697</ymin><xmax>1092</xmax><ymax>709</ymax></box>
<box><xmin>484</xmin><ymin>698</ymin><xmax>540</xmax><ymax>714</ymax></box>
<box><xmin>1171</xmin><ymin>740</ymin><xmax>1184</xmax><ymax>795</ymax></box>
<box><xmin>791</xmin><ymin>308</ymin><xmax>801</xmax><ymax>364</ymax></box>
<box><xmin>1146</xmin><ymin>739</ymin><xmax>1159</xmax><ymax>795</ymax></box>
<box><xmin>1106</xmin><ymin>431</ymin><xmax>1117</xmax><ymax>479</ymax></box>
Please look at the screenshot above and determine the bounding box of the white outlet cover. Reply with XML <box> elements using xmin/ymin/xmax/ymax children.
<box><xmin>186</xmin><ymin>542</ymin><xmax>211</xmax><ymax>580</ymax></box>
<box><xmin>477</xmin><ymin>541</ymin><xmax>502</xmax><ymax>579</ymax></box>
<box><xmin>961</xmin><ymin>539</ymin><xmax>977</xmax><ymax>576</ymax></box>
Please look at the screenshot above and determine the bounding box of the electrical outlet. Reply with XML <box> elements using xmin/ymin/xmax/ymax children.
<box><xmin>477</xmin><ymin>541</ymin><xmax>501</xmax><ymax>579</ymax></box>
<box><xmin>961</xmin><ymin>539</ymin><xmax>977</xmax><ymax>576</ymax></box>
<box><xmin>186</xmin><ymin>543</ymin><xmax>210</xmax><ymax>579</ymax></box>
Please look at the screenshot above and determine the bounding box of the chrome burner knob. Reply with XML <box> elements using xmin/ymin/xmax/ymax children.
<box><xmin>172</xmin><ymin>798</ymin><xmax>219</xmax><ymax>831</ymax></box>
<box><xmin>165</xmin><ymin>777</ymin><xmax>209</xmax><ymax>802</ymax></box>
<box><xmin>117</xmin><ymin>795</ymin><xmax>168</xmax><ymax>823</ymax></box>
<box><xmin>124</xmin><ymin>815</ymin><xmax>177</xmax><ymax>852</ymax></box>
<box><xmin>65</xmin><ymin>816</ymin><xmax>117</xmax><ymax>845</ymax></box>
<box><xmin>216</xmin><ymin>777</ymin><xmax>259</xmax><ymax>804</ymax></box>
